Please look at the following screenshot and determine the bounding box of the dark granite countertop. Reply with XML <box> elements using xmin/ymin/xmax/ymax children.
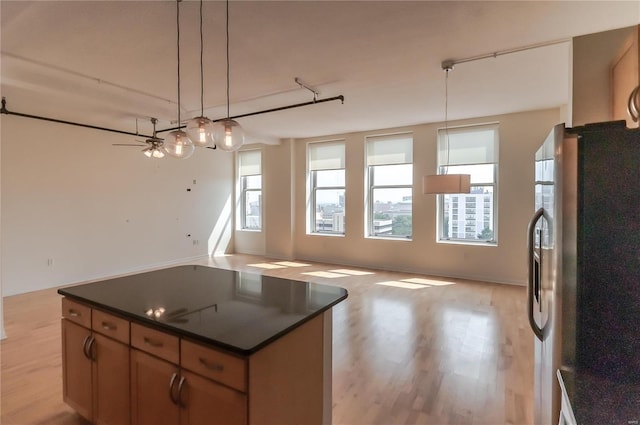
<box><xmin>58</xmin><ymin>265</ymin><xmax>348</xmax><ymax>356</ymax></box>
<box><xmin>559</xmin><ymin>368</ymin><xmax>640</xmax><ymax>425</ymax></box>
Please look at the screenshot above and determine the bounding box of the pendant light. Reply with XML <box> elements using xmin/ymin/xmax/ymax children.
<box><xmin>164</xmin><ymin>0</ymin><xmax>195</xmax><ymax>159</ymax></box>
<box><xmin>213</xmin><ymin>0</ymin><xmax>244</xmax><ymax>152</ymax></box>
<box><xmin>423</xmin><ymin>62</ymin><xmax>471</xmax><ymax>194</ymax></box>
<box><xmin>186</xmin><ymin>0</ymin><xmax>214</xmax><ymax>147</ymax></box>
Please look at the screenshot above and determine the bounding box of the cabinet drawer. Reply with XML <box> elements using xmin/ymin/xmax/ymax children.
<box><xmin>181</xmin><ymin>339</ymin><xmax>246</xmax><ymax>392</ymax></box>
<box><xmin>62</xmin><ymin>298</ymin><xmax>91</xmax><ymax>328</ymax></box>
<box><xmin>92</xmin><ymin>309</ymin><xmax>129</xmax><ymax>344</ymax></box>
<box><xmin>130</xmin><ymin>323</ymin><xmax>179</xmax><ymax>364</ymax></box>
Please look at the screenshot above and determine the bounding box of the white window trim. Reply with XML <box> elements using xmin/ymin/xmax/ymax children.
<box><xmin>307</xmin><ymin>140</ymin><xmax>346</xmax><ymax>236</ymax></box>
<box><xmin>365</xmin><ymin>132</ymin><xmax>414</xmax><ymax>240</ymax></box>
<box><xmin>237</xmin><ymin>149</ymin><xmax>262</xmax><ymax>232</ymax></box>
<box><xmin>436</xmin><ymin>123</ymin><xmax>498</xmax><ymax>245</ymax></box>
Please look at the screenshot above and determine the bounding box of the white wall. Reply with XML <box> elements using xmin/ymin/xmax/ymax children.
<box><xmin>276</xmin><ymin>108</ymin><xmax>562</xmax><ymax>285</ymax></box>
<box><xmin>1</xmin><ymin>117</ymin><xmax>233</xmax><ymax>296</ymax></box>
<box><xmin>572</xmin><ymin>26</ymin><xmax>636</xmax><ymax>126</ymax></box>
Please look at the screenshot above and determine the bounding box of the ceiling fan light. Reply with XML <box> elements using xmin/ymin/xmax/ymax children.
<box><xmin>143</xmin><ymin>147</ymin><xmax>153</xmax><ymax>158</ymax></box>
<box><xmin>186</xmin><ymin>116</ymin><xmax>214</xmax><ymax>147</ymax></box>
<box><xmin>152</xmin><ymin>147</ymin><xmax>166</xmax><ymax>159</ymax></box>
<box><xmin>214</xmin><ymin>119</ymin><xmax>244</xmax><ymax>151</ymax></box>
<box><xmin>163</xmin><ymin>130</ymin><xmax>195</xmax><ymax>159</ymax></box>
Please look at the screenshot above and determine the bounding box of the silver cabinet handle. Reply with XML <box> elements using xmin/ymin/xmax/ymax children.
<box><xmin>527</xmin><ymin>208</ymin><xmax>545</xmax><ymax>341</ymax></box>
<box><xmin>198</xmin><ymin>357</ymin><xmax>224</xmax><ymax>372</ymax></box>
<box><xmin>143</xmin><ymin>337</ymin><xmax>163</xmax><ymax>348</ymax></box>
<box><xmin>177</xmin><ymin>376</ymin><xmax>186</xmax><ymax>408</ymax></box>
<box><xmin>169</xmin><ymin>372</ymin><xmax>179</xmax><ymax>405</ymax></box>
<box><xmin>68</xmin><ymin>309</ymin><xmax>80</xmax><ymax>317</ymax></box>
<box><xmin>86</xmin><ymin>336</ymin><xmax>96</xmax><ymax>361</ymax></box>
<box><xmin>82</xmin><ymin>334</ymin><xmax>92</xmax><ymax>359</ymax></box>
<box><xmin>101</xmin><ymin>321</ymin><xmax>116</xmax><ymax>331</ymax></box>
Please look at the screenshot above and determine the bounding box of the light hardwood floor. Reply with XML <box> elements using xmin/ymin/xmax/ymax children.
<box><xmin>1</xmin><ymin>254</ymin><xmax>533</xmax><ymax>425</ymax></box>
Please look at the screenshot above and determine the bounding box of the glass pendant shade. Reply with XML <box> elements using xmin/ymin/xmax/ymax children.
<box><xmin>186</xmin><ymin>116</ymin><xmax>215</xmax><ymax>147</ymax></box>
<box><xmin>163</xmin><ymin>130</ymin><xmax>195</xmax><ymax>159</ymax></box>
<box><xmin>214</xmin><ymin>119</ymin><xmax>244</xmax><ymax>151</ymax></box>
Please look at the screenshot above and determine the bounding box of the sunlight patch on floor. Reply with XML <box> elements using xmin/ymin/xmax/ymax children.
<box><xmin>273</xmin><ymin>261</ymin><xmax>311</xmax><ymax>267</ymax></box>
<box><xmin>376</xmin><ymin>280</ymin><xmax>429</xmax><ymax>290</ymax></box>
<box><xmin>247</xmin><ymin>263</ymin><xmax>287</xmax><ymax>269</ymax></box>
<box><xmin>302</xmin><ymin>271</ymin><xmax>347</xmax><ymax>279</ymax></box>
<box><xmin>329</xmin><ymin>269</ymin><xmax>375</xmax><ymax>276</ymax></box>
<box><xmin>403</xmin><ymin>277</ymin><xmax>456</xmax><ymax>286</ymax></box>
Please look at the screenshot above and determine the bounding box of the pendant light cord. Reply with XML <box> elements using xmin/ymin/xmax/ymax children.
<box><xmin>226</xmin><ymin>0</ymin><xmax>230</xmax><ymax>119</ymax></box>
<box><xmin>176</xmin><ymin>0</ymin><xmax>182</xmax><ymax>126</ymax></box>
<box><xmin>444</xmin><ymin>67</ymin><xmax>450</xmax><ymax>175</ymax></box>
<box><xmin>199</xmin><ymin>0</ymin><xmax>204</xmax><ymax>117</ymax></box>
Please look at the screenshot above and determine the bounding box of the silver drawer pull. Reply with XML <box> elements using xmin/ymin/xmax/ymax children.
<box><xmin>68</xmin><ymin>309</ymin><xmax>80</xmax><ymax>317</ymax></box>
<box><xmin>102</xmin><ymin>321</ymin><xmax>116</xmax><ymax>331</ymax></box>
<box><xmin>143</xmin><ymin>337</ymin><xmax>164</xmax><ymax>348</ymax></box>
<box><xmin>199</xmin><ymin>357</ymin><xmax>224</xmax><ymax>371</ymax></box>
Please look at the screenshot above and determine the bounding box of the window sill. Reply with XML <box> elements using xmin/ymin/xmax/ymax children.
<box><xmin>366</xmin><ymin>236</ymin><xmax>412</xmax><ymax>242</ymax></box>
<box><xmin>437</xmin><ymin>239</ymin><xmax>497</xmax><ymax>247</ymax></box>
<box><xmin>238</xmin><ymin>228</ymin><xmax>262</xmax><ymax>233</ymax></box>
<box><xmin>307</xmin><ymin>232</ymin><xmax>345</xmax><ymax>237</ymax></box>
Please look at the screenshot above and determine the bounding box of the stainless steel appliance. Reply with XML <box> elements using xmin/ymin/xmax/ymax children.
<box><xmin>527</xmin><ymin>121</ymin><xmax>640</xmax><ymax>424</ymax></box>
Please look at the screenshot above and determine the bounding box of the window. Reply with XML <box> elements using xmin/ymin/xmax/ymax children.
<box><xmin>238</xmin><ymin>150</ymin><xmax>262</xmax><ymax>230</ymax></box>
<box><xmin>365</xmin><ymin>133</ymin><xmax>413</xmax><ymax>239</ymax></box>
<box><xmin>437</xmin><ymin>123</ymin><xmax>498</xmax><ymax>244</ymax></box>
<box><xmin>308</xmin><ymin>141</ymin><xmax>345</xmax><ymax>235</ymax></box>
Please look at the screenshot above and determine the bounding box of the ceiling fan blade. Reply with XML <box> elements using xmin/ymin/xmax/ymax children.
<box><xmin>112</xmin><ymin>143</ymin><xmax>146</xmax><ymax>147</ymax></box>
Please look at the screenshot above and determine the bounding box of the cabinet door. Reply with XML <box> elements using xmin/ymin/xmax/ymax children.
<box><xmin>61</xmin><ymin>319</ymin><xmax>93</xmax><ymax>421</ymax></box>
<box><xmin>130</xmin><ymin>349</ymin><xmax>180</xmax><ymax>425</ymax></box>
<box><xmin>180</xmin><ymin>370</ymin><xmax>247</xmax><ymax>425</ymax></box>
<box><xmin>93</xmin><ymin>333</ymin><xmax>130</xmax><ymax>425</ymax></box>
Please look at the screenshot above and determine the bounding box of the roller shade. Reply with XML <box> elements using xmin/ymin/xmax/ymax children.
<box><xmin>366</xmin><ymin>133</ymin><xmax>413</xmax><ymax>166</ymax></box>
<box><xmin>308</xmin><ymin>141</ymin><xmax>345</xmax><ymax>171</ymax></box>
<box><xmin>438</xmin><ymin>124</ymin><xmax>498</xmax><ymax>166</ymax></box>
<box><xmin>239</xmin><ymin>150</ymin><xmax>262</xmax><ymax>176</ymax></box>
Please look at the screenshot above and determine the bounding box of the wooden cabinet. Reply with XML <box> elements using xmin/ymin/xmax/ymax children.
<box><xmin>62</xmin><ymin>297</ymin><xmax>332</xmax><ymax>425</ymax></box>
<box><xmin>180</xmin><ymin>369</ymin><xmax>246</xmax><ymax>425</ymax></box>
<box><xmin>131</xmin><ymin>323</ymin><xmax>247</xmax><ymax>425</ymax></box>
<box><xmin>61</xmin><ymin>298</ymin><xmax>130</xmax><ymax>425</ymax></box>
<box><xmin>130</xmin><ymin>349</ymin><xmax>180</xmax><ymax>425</ymax></box>
<box><xmin>61</xmin><ymin>319</ymin><xmax>92</xmax><ymax>420</ymax></box>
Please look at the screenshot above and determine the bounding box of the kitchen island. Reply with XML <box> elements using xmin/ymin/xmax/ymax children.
<box><xmin>58</xmin><ymin>265</ymin><xmax>348</xmax><ymax>425</ymax></box>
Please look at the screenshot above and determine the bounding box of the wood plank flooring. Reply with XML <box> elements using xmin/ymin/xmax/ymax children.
<box><xmin>1</xmin><ymin>254</ymin><xmax>533</xmax><ymax>425</ymax></box>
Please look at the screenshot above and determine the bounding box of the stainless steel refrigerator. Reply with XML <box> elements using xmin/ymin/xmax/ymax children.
<box><xmin>527</xmin><ymin>121</ymin><xmax>640</xmax><ymax>424</ymax></box>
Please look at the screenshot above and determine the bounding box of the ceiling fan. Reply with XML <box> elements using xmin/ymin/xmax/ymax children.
<box><xmin>113</xmin><ymin>117</ymin><xmax>166</xmax><ymax>158</ymax></box>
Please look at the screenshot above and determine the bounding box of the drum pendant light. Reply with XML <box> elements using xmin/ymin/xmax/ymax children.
<box><xmin>164</xmin><ymin>0</ymin><xmax>195</xmax><ymax>159</ymax></box>
<box><xmin>423</xmin><ymin>62</ymin><xmax>470</xmax><ymax>194</ymax></box>
<box><xmin>214</xmin><ymin>0</ymin><xmax>244</xmax><ymax>152</ymax></box>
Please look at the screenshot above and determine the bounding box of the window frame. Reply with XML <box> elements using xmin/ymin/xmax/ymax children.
<box><xmin>307</xmin><ymin>140</ymin><xmax>346</xmax><ymax>236</ymax></box>
<box><xmin>237</xmin><ymin>150</ymin><xmax>262</xmax><ymax>231</ymax></box>
<box><xmin>436</xmin><ymin>123</ymin><xmax>498</xmax><ymax>245</ymax></box>
<box><xmin>365</xmin><ymin>133</ymin><xmax>414</xmax><ymax>240</ymax></box>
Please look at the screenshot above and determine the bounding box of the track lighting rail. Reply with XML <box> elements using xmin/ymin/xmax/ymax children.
<box><xmin>1</xmin><ymin>94</ymin><xmax>345</xmax><ymax>139</ymax></box>
<box><xmin>156</xmin><ymin>94</ymin><xmax>345</xmax><ymax>134</ymax></box>
<box><xmin>0</xmin><ymin>97</ymin><xmax>153</xmax><ymax>138</ymax></box>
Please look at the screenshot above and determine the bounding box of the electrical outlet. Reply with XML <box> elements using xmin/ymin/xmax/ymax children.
<box><xmin>47</xmin><ymin>258</ymin><xmax>54</xmax><ymax>266</ymax></box>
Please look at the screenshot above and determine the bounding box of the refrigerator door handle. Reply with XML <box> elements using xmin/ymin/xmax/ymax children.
<box><xmin>527</xmin><ymin>207</ymin><xmax>545</xmax><ymax>341</ymax></box>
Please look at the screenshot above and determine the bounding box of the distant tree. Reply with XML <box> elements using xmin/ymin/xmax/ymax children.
<box><xmin>374</xmin><ymin>212</ymin><xmax>391</xmax><ymax>220</ymax></box>
<box><xmin>392</xmin><ymin>215</ymin><xmax>412</xmax><ymax>237</ymax></box>
<box><xmin>478</xmin><ymin>227</ymin><xmax>494</xmax><ymax>240</ymax></box>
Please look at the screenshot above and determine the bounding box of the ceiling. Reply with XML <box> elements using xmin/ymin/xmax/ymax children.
<box><xmin>1</xmin><ymin>1</ymin><xmax>639</xmax><ymax>142</ymax></box>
